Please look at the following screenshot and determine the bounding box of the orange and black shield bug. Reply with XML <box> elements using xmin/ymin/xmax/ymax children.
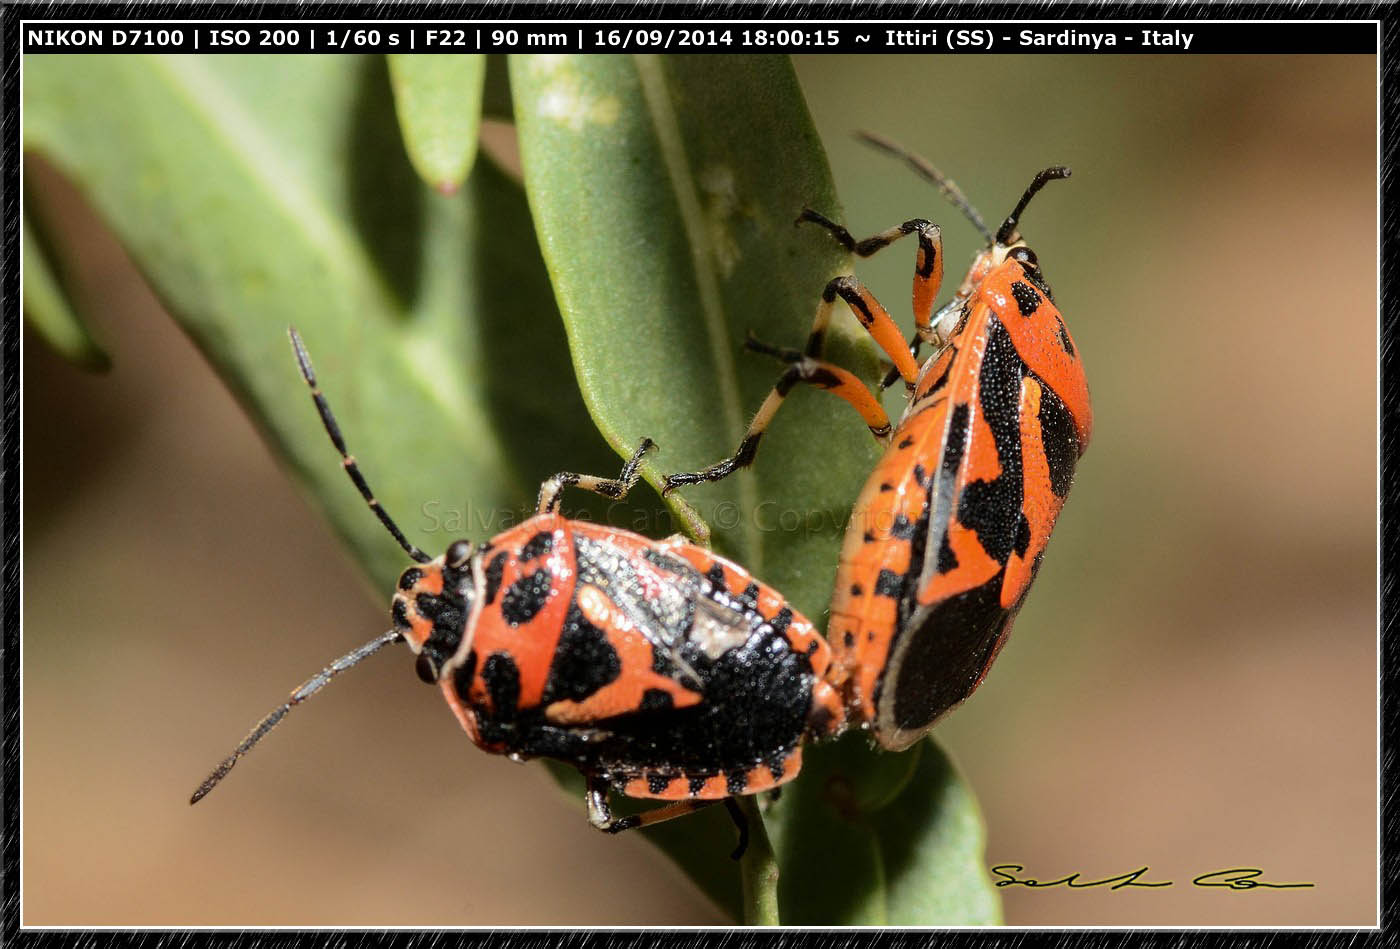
<box><xmin>190</xmin><ymin>330</ymin><xmax>843</xmax><ymax>858</ymax></box>
<box><xmin>663</xmin><ymin>133</ymin><xmax>1091</xmax><ymax>751</ymax></box>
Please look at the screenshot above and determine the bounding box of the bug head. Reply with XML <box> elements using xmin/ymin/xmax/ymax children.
<box><xmin>959</xmin><ymin>166</ymin><xmax>1071</xmax><ymax>297</ymax></box>
<box><xmin>392</xmin><ymin>539</ymin><xmax>483</xmax><ymax>685</ymax></box>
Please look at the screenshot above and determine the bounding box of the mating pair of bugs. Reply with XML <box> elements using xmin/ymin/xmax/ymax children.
<box><xmin>191</xmin><ymin>134</ymin><xmax>1092</xmax><ymax>858</ymax></box>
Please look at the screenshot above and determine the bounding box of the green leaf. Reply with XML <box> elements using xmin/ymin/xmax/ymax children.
<box><xmin>23</xmin><ymin>53</ymin><xmax>619</xmax><ymax>593</ymax></box>
<box><xmin>509</xmin><ymin>53</ymin><xmax>884</xmax><ymax>624</ymax></box>
<box><xmin>386</xmin><ymin>54</ymin><xmax>486</xmax><ymax>194</ymax></box>
<box><xmin>22</xmin><ymin>214</ymin><xmax>109</xmax><ymax>370</ymax></box>
<box><xmin>768</xmin><ymin>735</ymin><xmax>1002</xmax><ymax>925</ymax></box>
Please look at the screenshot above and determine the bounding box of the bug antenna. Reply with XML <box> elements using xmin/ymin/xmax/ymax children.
<box><xmin>288</xmin><ymin>327</ymin><xmax>431</xmax><ymax>564</ymax></box>
<box><xmin>190</xmin><ymin>630</ymin><xmax>403</xmax><ymax>804</ymax></box>
<box><xmin>995</xmin><ymin>166</ymin><xmax>1072</xmax><ymax>246</ymax></box>
<box><xmin>855</xmin><ymin>130</ymin><xmax>995</xmax><ymax>245</ymax></box>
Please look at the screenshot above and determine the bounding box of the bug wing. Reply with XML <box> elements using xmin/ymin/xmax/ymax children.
<box><xmin>570</xmin><ymin>534</ymin><xmax>709</xmax><ymax>688</ymax></box>
<box><xmin>876</xmin><ymin>303</ymin><xmax>1081</xmax><ymax>749</ymax></box>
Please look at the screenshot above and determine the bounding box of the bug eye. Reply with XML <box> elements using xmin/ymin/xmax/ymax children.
<box><xmin>445</xmin><ymin>540</ymin><xmax>473</xmax><ymax>568</ymax></box>
<box><xmin>415</xmin><ymin>652</ymin><xmax>438</xmax><ymax>684</ymax></box>
<box><xmin>1010</xmin><ymin>246</ymin><xmax>1040</xmax><ymax>269</ymax></box>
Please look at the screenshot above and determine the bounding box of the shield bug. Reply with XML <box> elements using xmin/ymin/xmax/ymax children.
<box><xmin>663</xmin><ymin>133</ymin><xmax>1091</xmax><ymax>751</ymax></box>
<box><xmin>190</xmin><ymin>329</ymin><xmax>844</xmax><ymax>856</ymax></box>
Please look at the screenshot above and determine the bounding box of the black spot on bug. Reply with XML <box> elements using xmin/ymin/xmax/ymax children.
<box><xmin>1036</xmin><ymin>378</ymin><xmax>1081</xmax><ymax>496</ymax></box>
<box><xmin>898</xmin><ymin>435</ymin><xmax>915</xmax><ymax>450</ymax></box>
<box><xmin>707</xmin><ymin>563</ymin><xmax>728</xmax><ymax>588</ymax></box>
<box><xmin>519</xmin><ymin>531</ymin><xmax>554</xmax><ymax>562</ymax></box>
<box><xmin>956</xmin><ymin>320</ymin><xmax>1025</xmax><ymax>567</ymax></box>
<box><xmin>806</xmin><ymin>640</ymin><xmax>819</xmax><ymax>656</ymax></box>
<box><xmin>482</xmin><ymin>652</ymin><xmax>521</xmax><ymax>720</ymax></box>
<box><xmin>737</xmin><ymin>583</ymin><xmax>760</xmax><ymax>610</ymax></box>
<box><xmin>916</xmin><ymin>231</ymin><xmax>937</xmax><ymax>278</ymax></box>
<box><xmin>863</xmin><ymin>531</ymin><xmax>876</xmax><ymax>543</ymax></box>
<box><xmin>913</xmin><ymin>463</ymin><xmax>933</xmax><ymax>489</ymax></box>
<box><xmin>1054</xmin><ymin>314</ymin><xmax>1076</xmax><ymax>356</ymax></box>
<box><xmin>727</xmin><ymin>770</ymin><xmax>750</xmax><ymax>795</ymax></box>
<box><xmin>1014</xmin><ymin>513</ymin><xmax>1032</xmax><ymax>558</ymax></box>
<box><xmin>1023</xmin><ymin>264</ymin><xmax>1055</xmax><ymax>301</ymax></box>
<box><xmin>1010</xmin><ymin>281</ymin><xmax>1040</xmax><ymax>316</ymax></box>
<box><xmin>875</xmin><ymin>569</ymin><xmax>904</xmax><ymax>598</ymax></box>
<box><xmin>391</xmin><ymin>597</ymin><xmax>410</xmax><ymax>630</ymax></box>
<box><xmin>398</xmin><ymin>568</ymin><xmax>422</xmax><ymax>591</ymax></box>
<box><xmin>415</xmin><ymin>593</ymin><xmax>443</xmax><ymax>619</ymax></box>
<box><xmin>648</xmin><ymin>773</ymin><xmax>672</xmax><ymax>794</ymax></box>
<box><xmin>541</xmin><ymin>602</ymin><xmax>622</xmax><ymax>703</ymax></box>
<box><xmin>689</xmin><ymin>775</ymin><xmax>709</xmax><ymax>795</ymax></box>
<box><xmin>451</xmin><ymin>650</ymin><xmax>478</xmax><ymax>700</ymax></box>
<box><xmin>769</xmin><ymin>607</ymin><xmax>792</xmax><ymax>637</ymax></box>
<box><xmin>501</xmin><ymin>569</ymin><xmax>553</xmax><ymax>626</ymax></box>
<box><xmin>483</xmin><ymin>551</ymin><xmax>508</xmax><ymax>604</ymax></box>
<box><xmin>849</xmin><ymin>583</ymin><xmax>864</xmax><ymax>598</ymax></box>
<box><xmin>942</xmin><ymin>403</ymin><xmax>970</xmax><ymax>474</ymax></box>
<box><xmin>890</xmin><ymin>514</ymin><xmax>916</xmax><ymax>540</ymax></box>
<box><xmin>879</xmin><ymin>483</ymin><xmax>894</xmax><ymax>493</ymax></box>
<box><xmin>640</xmin><ymin>689</ymin><xmax>674</xmax><ymax>714</ymax></box>
<box><xmin>844</xmin><ymin>631</ymin><xmax>855</xmax><ymax>647</ymax></box>
<box><xmin>936</xmin><ymin>534</ymin><xmax>959</xmax><ymax>574</ymax></box>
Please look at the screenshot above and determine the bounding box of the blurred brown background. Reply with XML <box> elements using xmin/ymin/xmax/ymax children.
<box><xmin>23</xmin><ymin>54</ymin><xmax>1376</xmax><ymax>925</ymax></box>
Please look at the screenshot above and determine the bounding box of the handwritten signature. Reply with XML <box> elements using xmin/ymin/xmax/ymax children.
<box><xmin>990</xmin><ymin>865</ymin><xmax>1315</xmax><ymax>891</ymax></box>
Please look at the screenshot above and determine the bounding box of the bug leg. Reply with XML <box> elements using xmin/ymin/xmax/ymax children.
<box><xmin>723</xmin><ymin>798</ymin><xmax>750</xmax><ymax>861</ymax></box>
<box><xmin>586</xmin><ymin>776</ymin><xmax>734</xmax><ymax>848</ymax></box>
<box><xmin>798</xmin><ymin>209</ymin><xmax>944</xmax><ymax>347</ymax></box>
<box><xmin>538</xmin><ymin>438</ymin><xmax>655</xmax><ymax>515</ymax></box>
<box><xmin>662</xmin><ymin>330</ymin><xmax>891</xmax><ymax>494</ymax></box>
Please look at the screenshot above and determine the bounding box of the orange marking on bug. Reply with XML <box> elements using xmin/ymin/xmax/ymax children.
<box><xmin>416</xmin><ymin>569</ymin><xmax>444</xmax><ymax>596</ymax></box>
<box><xmin>624</xmin><ymin>775</ymin><xmax>687</xmax><ymax>799</ymax></box>
<box><xmin>980</xmin><ymin>264</ymin><xmax>1092</xmax><ymax>444</ymax></box>
<box><xmin>1002</xmin><ymin>376</ymin><xmax>1066</xmax><ymax>607</ymax></box>
<box><xmin>468</xmin><ymin>515</ymin><xmax>578</xmax><ymax>710</ymax></box>
<box><xmin>812</xmin><ymin>364</ymin><xmax>892</xmax><ymax>432</ymax></box>
<box><xmin>912</xmin><ymin>244</ymin><xmax>942</xmax><ymax>333</ymax></box>
<box><xmin>543</xmin><ymin>584</ymin><xmax>703</xmax><ymax>725</ymax></box>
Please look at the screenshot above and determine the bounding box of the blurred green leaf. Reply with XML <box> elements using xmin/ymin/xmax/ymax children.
<box><xmin>22</xmin><ymin>214</ymin><xmax>109</xmax><ymax>370</ymax></box>
<box><xmin>387</xmin><ymin>54</ymin><xmax>486</xmax><ymax>194</ymax></box>
<box><xmin>23</xmin><ymin>53</ymin><xmax>618</xmax><ymax>593</ymax></box>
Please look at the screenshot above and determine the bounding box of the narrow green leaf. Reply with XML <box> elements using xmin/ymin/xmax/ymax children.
<box><xmin>23</xmin><ymin>53</ymin><xmax>617</xmax><ymax>593</ymax></box>
<box><xmin>387</xmin><ymin>54</ymin><xmax>486</xmax><ymax>194</ymax></box>
<box><xmin>22</xmin><ymin>215</ymin><xmax>109</xmax><ymax>370</ymax></box>
<box><xmin>510</xmin><ymin>53</ymin><xmax>884</xmax><ymax>624</ymax></box>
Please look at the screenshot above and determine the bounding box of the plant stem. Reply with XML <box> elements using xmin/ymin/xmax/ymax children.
<box><xmin>737</xmin><ymin>796</ymin><xmax>780</xmax><ymax>925</ymax></box>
